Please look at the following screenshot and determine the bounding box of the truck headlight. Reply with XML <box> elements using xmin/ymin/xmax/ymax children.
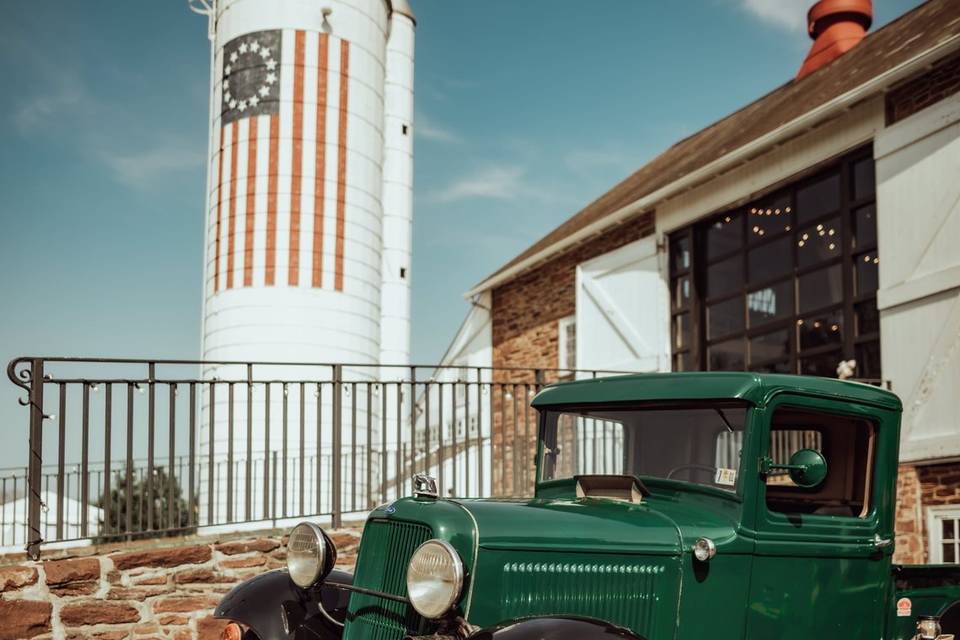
<box><xmin>406</xmin><ymin>539</ymin><xmax>464</xmax><ymax>619</ymax></box>
<box><xmin>286</xmin><ymin>522</ymin><xmax>336</xmax><ymax>588</ymax></box>
<box><xmin>916</xmin><ymin>616</ymin><xmax>942</xmax><ymax>640</ymax></box>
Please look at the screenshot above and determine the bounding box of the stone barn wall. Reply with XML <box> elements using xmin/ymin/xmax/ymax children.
<box><xmin>894</xmin><ymin>461</ymin><xmax>960</xmax><ymax>565</ymax></box>
<box><xmin>0</xmin><ymin>527</ymin><xmax>361</xmax><ymax>640</ymax></box>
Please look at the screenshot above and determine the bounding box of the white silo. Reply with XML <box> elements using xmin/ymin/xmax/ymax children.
<box><xmin>190</xmin><ymin>0</ymin><xmax>415</xmax><ymax>525</ymax></box>
<box><xmin>380</xmin><ymin>0</ymin><xmax>415</xmax><ymax>369</ymax></box>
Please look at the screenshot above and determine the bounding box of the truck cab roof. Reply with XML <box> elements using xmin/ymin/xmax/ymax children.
<box><xmin>531</xmin><ymin>371</ymin><xmax>902</xmax><ymax>411</ymax></box>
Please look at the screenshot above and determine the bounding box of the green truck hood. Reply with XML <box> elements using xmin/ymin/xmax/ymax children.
<box><xmin>459</xmin><ymin>497</ymin><xmax>683</xmax><ymax>555</ymax></box>
<box><xmin>368</xmin><ymin>491</ymin><xmax>744</xmax><ymax>560</ymax></box>
<box><xmin>364</xmin><ymin>492</ymin><xmax>743</xmax><ymax>638</ymax></box>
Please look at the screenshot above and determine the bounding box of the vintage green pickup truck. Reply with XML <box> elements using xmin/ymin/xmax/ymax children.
<box><xmin>215</xmin><ymin>372</ymin><xmax>960</xmax><ymax>640</ymax></box>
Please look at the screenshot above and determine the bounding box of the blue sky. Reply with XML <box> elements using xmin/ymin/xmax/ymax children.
<box><xmin>0</xmin><ymin>0</ymin><xmax>924</xmax><ymax>468</ymax></box>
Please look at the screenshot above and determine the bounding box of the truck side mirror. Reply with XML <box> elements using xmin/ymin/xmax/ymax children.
<box><xmin>761</xmin><ymin>448</ymin><xmax>828</xmax><ymax>489</ymax></box>
<box><xmin>787</xmin><ymin>448</ymin><xmax>828</xmax><ymax>489</ymax></box>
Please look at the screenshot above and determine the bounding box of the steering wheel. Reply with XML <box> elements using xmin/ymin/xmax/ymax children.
<box><xmin>665</xmin><ymin>464</ymin><xmax>717</xmax><ymax>481</ymax></box>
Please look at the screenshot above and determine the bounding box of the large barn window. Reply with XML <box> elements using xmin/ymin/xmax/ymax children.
<box><xmin>669</xmin><ymin>147</ymin><xmax>880</xmax><ymax>380</ymax></box>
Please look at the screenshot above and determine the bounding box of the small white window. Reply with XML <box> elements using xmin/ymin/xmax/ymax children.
<box><xmin>928</xmin><ymin>506</ymin><xmax>960</xmax><ymax>564</ymax></box>
<box><xmin>558</xmin><ymin>316</ymin><xmax>576</xmax><ymax>372</ymax></box>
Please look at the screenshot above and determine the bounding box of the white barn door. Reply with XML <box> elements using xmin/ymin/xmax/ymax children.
<box><xmin>575</xmin><ymin>236</ymin><xmax>670</xmax><ymax>374</ymax></box>
<box><xmin>876</xmin><ymin>93</ymin><xmax>960</xmax><ymax>462</ymax></box>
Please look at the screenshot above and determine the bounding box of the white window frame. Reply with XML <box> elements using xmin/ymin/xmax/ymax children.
<box><xmin>558</xmin><ymin>315</ymin><xmax>576</xmax><ymax>372</ymax></box>
<box><xmin>926</xmin><ymin>505</ymin><xmax>960</xmax><ymax>564</ymax></box>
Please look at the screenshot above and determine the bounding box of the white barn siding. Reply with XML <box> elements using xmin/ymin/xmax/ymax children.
<box><xmin>875</xmin><ymin>92</ymin><xmax>960</xmax><ymax>462</ymax></box>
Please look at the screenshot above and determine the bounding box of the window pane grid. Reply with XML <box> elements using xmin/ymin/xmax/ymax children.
<box><xmin>669</xmin><ymin>148</ymin><xmax>878</xmax><ymax>379</ymax></box>
<box><xmin>937</xmin><ymin>515</ymin><xmax>960</xmax><ymax>564</ymax></box>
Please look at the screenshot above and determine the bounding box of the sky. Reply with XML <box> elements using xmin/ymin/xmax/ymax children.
<box><xmin>0</xmin><ymin>0</ymin><xmax>926</xmax><ymax>470</ymax></box>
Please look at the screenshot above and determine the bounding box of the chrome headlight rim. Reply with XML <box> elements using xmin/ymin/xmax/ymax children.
<box><xmin>693</xmin><ymin>537</ymin><xmax>717</xmax><ymax>562</ymax></box>
<box><xmin>406</xmin><ymin>538</ymin><xmax>465</xmax><ymax>619</ymax></box>
<box><xmin>286</xmin><ymin>521</ymin><xmax>337</xmax><ymax>588</ymax></box>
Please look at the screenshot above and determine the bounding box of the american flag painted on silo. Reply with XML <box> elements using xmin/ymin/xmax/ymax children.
<box><xmin>211</xmin><ymin>29</ymin><xmax>351</xmax><ymax>293</ymax></box>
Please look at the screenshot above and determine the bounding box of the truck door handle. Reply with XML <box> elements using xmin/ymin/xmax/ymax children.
<box><xmin>873</xmin><ymin>534</ymin><xmax>893</xmax><ymax>549</ymax></box>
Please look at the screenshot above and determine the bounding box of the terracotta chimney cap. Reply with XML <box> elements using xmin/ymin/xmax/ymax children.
<box><xmin>797</xmin><ymin>0</ymin><xmax>873</xmax><ymax>80</ymax></box>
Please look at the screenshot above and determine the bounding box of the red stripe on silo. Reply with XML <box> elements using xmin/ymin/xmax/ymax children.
<box><xmin>244</xmin><ymin>116</ymin><xmax>258</xmax><ymax>288</ymax></box>
<box><xmin>226</xmin><ymin>120</ymin><xmax>239</xmax><ymax>290</ymax></box>
<box><xmin>334</xmin><ymin>39</ymin><xmax>349</xmax><ymax>292</ymax></box>
<box><xmin>265</xmin><ymin>115</ymin><xmax>279</xmax><ymax>286</ymax></box>
<box><xmin>312</xmin><ymin>34</ymin><xmax>330</xmax><ymax>288</ymax></box>
<box><xmin>213</xmin><ymin>126</ymin><xmax>225</xmax><ymax>293</ymax></box>
<box><xmin>288</xmin><ymin>30</ymin><xmax>306</xmax><ymax>287</ymax></box>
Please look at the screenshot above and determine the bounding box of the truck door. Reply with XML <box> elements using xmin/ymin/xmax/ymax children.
<box><xmin>746</xmin><ymin>394</ymin><xmax>896</xmax><ymax>639</ymax></box>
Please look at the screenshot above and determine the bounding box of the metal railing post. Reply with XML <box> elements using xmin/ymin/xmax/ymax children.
<box><xmin>245</xmin><ymin>364</ymin><xmax>253</xmax><ymax>521</ymax></box>
<box><xmin>331</xmin><ymin>364</ymin><xmax>343</xmax><ymax>529</ymax></box>
<box><xmin>25</xmin><ymin>359</ymin><xmax>44</xmax><ymax>560</ymax></box>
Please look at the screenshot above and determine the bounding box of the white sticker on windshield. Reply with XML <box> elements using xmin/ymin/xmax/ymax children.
<box><xmin>715</xmin><ymin>468</ymin><xmax>737</xmax><ymax>486</ymax></box>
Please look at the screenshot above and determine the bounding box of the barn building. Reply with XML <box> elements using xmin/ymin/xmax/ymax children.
<box><xmin>447</xmin><ymin>0</ymin><xmax>960</xmax><ymax>564</ymax></box>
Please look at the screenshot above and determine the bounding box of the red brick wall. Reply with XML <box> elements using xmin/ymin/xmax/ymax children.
<box><xmin>487</xmin><ymin>211</ymin><xmax>655</xmax><ymax>494</ymax></box>
<box><xmin>894</xmin><ymin>464</ymin><xmax>924</xmax><ymax>564</ymax></box>
<box><xmin>894</xmin><ymin>461</ymin><xmax>960</xmax><ymax>564</ymax></box>
<box><xmin>491</xmin><ymin>211</ymin><xmax>656</xmax><ymax>373</ymax></box>
<box><xmin>0</xmin><ymin>527</ymin><xmax>360</xmax><ymax>640</ymax></box>
<box><xmin>886</xmin><ymin>52</ymin><xmax>960</xmax><ymax>125</ymax></box>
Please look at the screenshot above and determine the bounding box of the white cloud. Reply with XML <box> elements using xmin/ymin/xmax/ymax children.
<box><xmin>415</xmin><ymin>113</ymin><xmax>461</xmax><ymax>144</ymax></box>
<box><xmin>739</xmin><ymin>0</ymin><xmax>808</xmax><ymax>32</ymax></box>
<box><xmin>425</xmin><ymin>166</ymin><xmax>526</xmax><ymax>204</ymax></box>
<box><xmin>424</xmin><ymin>165</ymin><xmax>562</xmax><ymax>206</ymax></box>
<box><xmin>100</xmin><ymin>141</ymin><xmax>206</xmax><ymax>189</ymax></box>
<box><xmin>13</xmin><ymin>87</ymin><xmax>86</xmax><ymax>132</ymax></box>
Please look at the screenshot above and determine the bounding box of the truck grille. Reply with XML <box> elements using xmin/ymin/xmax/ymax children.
<box><xmin>343</xmin><ymin>520</ymin><xmax>434</xmax><ymax>640</ymax></box>
<box><xmin>492</xmin><ymin>553</ymin><xmax>679</xmax><ymax>638</ymax></box>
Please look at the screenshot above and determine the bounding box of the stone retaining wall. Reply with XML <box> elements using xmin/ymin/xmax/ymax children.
<box><xmin>0</xmin><ymin>527</ymin><xmax>361</xmax><ymax>640</ymax></box>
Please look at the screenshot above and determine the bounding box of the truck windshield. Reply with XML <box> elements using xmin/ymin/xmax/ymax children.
<box><xmin>540</xmin><ymin>403</ymin><xmax>749</xmax><ymax>492</ymax></box>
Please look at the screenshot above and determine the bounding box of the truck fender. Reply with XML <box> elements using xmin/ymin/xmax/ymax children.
<box><xmin>941</xmin><ymin>601</ymin><xmax>960</xmax><ymax>634</ymax></box>
<box><xmin>214</xmin><ymin>569</ymin><xmax>352</xmax><ymax>640</ymax></box>
<box><xmin>467</xmin><ymin>616</ymin><xmax>647</xmax><ymax>640</ymax></box>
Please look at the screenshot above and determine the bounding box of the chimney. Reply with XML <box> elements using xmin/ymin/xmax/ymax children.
<box><xmin>796</xmin><ymin>0</ymin><xmax>873</xmax><ymax>80</ymax></box>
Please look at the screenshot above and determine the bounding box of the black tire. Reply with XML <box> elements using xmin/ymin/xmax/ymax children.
<box><xmin>940</xmin><ymin>601</ymin><xmax>960</xmax><ymax>635</ymax></box>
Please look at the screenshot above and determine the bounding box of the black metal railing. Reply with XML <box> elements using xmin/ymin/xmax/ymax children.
<box><xmin>5</xmin><ymin>356</ymin><xmax>620</xmax><ymax>558</ymax></box>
